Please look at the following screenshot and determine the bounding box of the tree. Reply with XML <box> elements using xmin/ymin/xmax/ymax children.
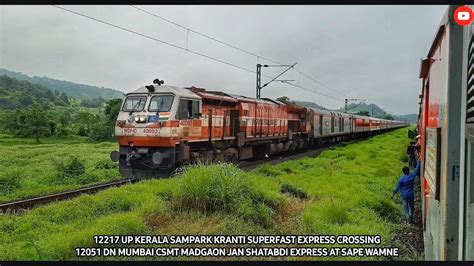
<box><xmin>74</xmin><ymin>110</ymin><xmax>96</xmax><ymax>131</ymax></box>
<box><xmin>23</xmin><ymin>104</ymin><xmax>51</xmax><ymax>142</ymax></box>
<box><xmin>276</xmin><ymin>96</ymin><xmax>290</xmax><ymax>103</ymax></box>
<box><xmin>355</xmin><ymin>111</ymin><xmax>370</xmax><ymax>116</ymax></box>
<box><xmin>19</xmin><ymin>95</ymin><xmax>34</xmax><ymax>107</ymax></box>
<box><xmin>383</xmin><ymin>114</ymin><xmax>394</xmax><ymax>120</ymax></box>
<box><xmin>104</xmin><ymin>98</ymin><xmax>122</xmax><ymax>126</ymax></box>
<box><xmin>60</xmin><ymin>92</ymin><xmax>70</xmax><ymax>105</ymax></box>
<box><xmin>80</xmin><ymin>98</ymin><xmax>104</xmax><ymax>108</ymax></box>
<box><xmin>88</xmin><ymin>121</ymin><xmax>113</xmax><ymax>141</ymax></box>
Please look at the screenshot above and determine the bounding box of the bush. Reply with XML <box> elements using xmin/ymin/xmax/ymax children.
<box><xmin>172</xmin><ymin>163</ymin><xmax>284</xmax><ymax>227</ymax></box>
<box><xmin>173</xmin><ymin>163</ymin><xmax>251</xmax><ymax>213</ymax></box>
<box><xmin>88</xmin><ymin>123</ymin><xmax>112</xmax><ymax>141</ymax></box>
<box><xmin>56</xmin><ymin>127</ymin><xmax>71</xmax><ymax>137</ymax></box>
<box><xmin>94</xmin><ymin>159</ymin><xmax>118</xmax><ymax>170</ymax></box>
<box><xmin>54</xmin><ymin>156</ymin><xmax>85</xmax><ymax>182</ymax></box>
<box><xmin>0</xmin><ymin>169</ymin><xmax>22</xmax><ymax>194</ymax></box>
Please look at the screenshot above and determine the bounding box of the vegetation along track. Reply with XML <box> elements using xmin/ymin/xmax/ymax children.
<box><xmin>0</xmin><ymin>134</ymin><xmax>374</xmax><ymax>212</ymax></box>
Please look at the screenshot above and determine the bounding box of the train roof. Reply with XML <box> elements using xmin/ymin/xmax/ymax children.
<box><xmin>308</xmin><ymin>107</ymin><xmax>351</xmax><ymax>118</ymax></box>
<box><xmin>127</xmin><ymin>85</ymin><xmax>201</xmax><ymax>100</ymax></box>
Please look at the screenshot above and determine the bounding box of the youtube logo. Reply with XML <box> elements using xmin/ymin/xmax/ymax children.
<box><xmin>454</xmin><ymin>6</ymin><xmax>474</xmax><ymax>26</ymax></box>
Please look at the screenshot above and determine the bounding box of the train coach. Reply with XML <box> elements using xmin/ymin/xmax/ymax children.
<box><xmin>110</xmin><ymin>81</ymin><xmax>407</xmax><ymax>179</ymax></box>
<box><xmin>416</xmin><ymin>5</ymin><xmax>474</xmax><ymax>261</ymax></box>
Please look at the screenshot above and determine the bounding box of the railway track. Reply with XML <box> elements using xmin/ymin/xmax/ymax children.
<box><xmin>0</xmin><ymin>135</ymin><xmax>371</xmax><ymax>213</ymax></box>
<box><xmin>0</xmin><ymin>178</ymin><xmax>139</xmax><ymax>213</ymax></box>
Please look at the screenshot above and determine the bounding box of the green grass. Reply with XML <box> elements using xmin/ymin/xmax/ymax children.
<box><xmin>0</xmin><ymin>128</ymin><xmax>416</xmax><ymax>260</ymax></box>
<box><xmin>0</xmin><ymin>134</ymin><xmax>120</xmax><ymax>202</ymax></box>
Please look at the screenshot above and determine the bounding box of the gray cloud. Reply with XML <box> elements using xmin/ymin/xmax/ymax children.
<box><xmin>0</xmin><ymin>5</ymin><xmax>447</xmax><ymax>114</ymax></box>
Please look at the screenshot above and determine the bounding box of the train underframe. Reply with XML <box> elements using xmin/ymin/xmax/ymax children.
<box><xmin>115</xmin><ymin>128</ymin><xmax>397</xmax><ymax>179</ymax></box>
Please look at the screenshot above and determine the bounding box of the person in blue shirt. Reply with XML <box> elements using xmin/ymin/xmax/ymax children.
<box><xmin>391</xmin><ymin>155</ymin><xmax>421</xmax><ymax>224</ymax></box>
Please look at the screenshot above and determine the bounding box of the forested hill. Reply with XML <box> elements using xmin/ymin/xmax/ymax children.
<box><xmin>336</xmin><ymin>102</ymin><xmax>418</xmax><ymax>123</ymax></box>
<box><xmin>0</xmin><ymin>75</ymin><xmax>73</xmax><ymax>109</ymax></box>
<box><xmin>0</xmin><ymin>68</ymin><xmax>124</xmax><ymax>100</ymax></box>
<box><xmin>0</xmin><ymin>75</ymin><xmax>123</xmax><ymax>142</ymax></box>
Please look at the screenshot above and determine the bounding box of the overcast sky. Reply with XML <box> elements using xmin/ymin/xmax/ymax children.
<box><xmin>0</xmin><ymin>5</ymin><xmax>447</xmax><ymax>114</ymax></box>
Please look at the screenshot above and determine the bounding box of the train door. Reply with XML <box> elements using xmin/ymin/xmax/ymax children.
<box><xmin>208</xmin><ymin>108</ymin><xmax>213</xmax><ymax>141</ymax></box>
<box><xmin>230</xmin><ymin>110</ymin><xmax>239</xmax><ymax>137</ymax></box>
<box><xmin>331</xmin><ymin>116</ymin><xmax>335</xmax><ymax>133</ymax></box>
<box><xmin>222</xmin><ymin>110</ymin><xmax>228</xmax><ymax>139</ymax></box>
<box><xmin>319</xmin><ymin>115</ymin><xmax>323</xmax><ymax>136</ymax></box>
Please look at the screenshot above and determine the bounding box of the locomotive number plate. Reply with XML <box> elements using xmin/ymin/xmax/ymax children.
<box><xmin>143</xmin><ymin>128</ymin><xmax>159</xmax><ymax>135</ymax></box>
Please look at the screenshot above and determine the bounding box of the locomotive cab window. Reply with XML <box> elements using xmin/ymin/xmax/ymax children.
<box><xmin>178</xmin><ymin>99</ymin><xmax>200</xmax><ymax>119</ymax></box>
<box><xmin>122</xmin><ymin>95</ymin><xmax>146</xmax><ymax>112</ymax></box>
<box><xmin>148</xmin><ymin>95</ymin><xmax>174</xmax><ymax>112</ymax></box>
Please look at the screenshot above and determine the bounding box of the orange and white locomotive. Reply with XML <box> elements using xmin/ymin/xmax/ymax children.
<box><xmin>111</xmin><ymin>79</ymin><xmax>407</xmax><ymax>178</ymax></box>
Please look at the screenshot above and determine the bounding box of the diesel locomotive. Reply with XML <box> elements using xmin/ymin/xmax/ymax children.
<box><xmin>110</xmin><ymin>80</ymin><xmax>407</xmax><ymax>179</ymax></box>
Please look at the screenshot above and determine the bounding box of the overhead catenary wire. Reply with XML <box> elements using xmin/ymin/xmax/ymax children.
<box><xmin>52</xmin><ymin>5</ymin><xmax>257</xmax><ymax>75</ymax></box>
<box><xmin>51</xmin><ymin>5</ymin><xmax>344</xmax><ymax>103</ymax></box>
<box><xmin>129</xmin><ymin>5</ymin><xmax>352</xmax><ymax>98</ymax></box>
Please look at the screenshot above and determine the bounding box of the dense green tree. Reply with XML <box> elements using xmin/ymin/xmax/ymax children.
<box><xmin>74</xmin><ymin>110</ymin><xmax>96</xmax><ymax>130</ymax></box>
<box><xmin>80</xmin><ymin>98</ymin><xmax>104</xmax><ymax>108</ymax></box>
<box><xmin>276</xmin><ymin>96</ymin><xmax>290</xmax><ymax>103</ymax></box>
<box><xmin>88</xmin><ymin>121</ymin><xmax>113</xmax><ymax>141</ymax></box>
<box><xmin>2</xmin><ymin>104</ymin><xmax>52</xmax><ymax>142</ymax></box>
<box><xmin>19</xmin><ymin>95</ymin><xmax>33</xmax><ymax>107</ymax></box>
<box><xmin>104</xmin><ymin>98</ymin><xmax>122</xmax><ymax>126</ymax></box>
<box><xmin>25</xmin><ymin>104</ymin><xmax>51</xmax><ymax>142</ymax></box>
<box><xmin>60</xmin><ymin>92</ymin><xmax>69</xmax><ymax>105</ymax></box>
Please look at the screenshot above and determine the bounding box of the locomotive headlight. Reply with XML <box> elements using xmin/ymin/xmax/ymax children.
<box><xmin>134</xmin><ymin>116</ymin><xmax>139</xmax><ymax>122</ymax></box>
<box><xmin>139</xmin><ymin>116</ymin><xmax>146</xmax><ymax>122</ymax></box>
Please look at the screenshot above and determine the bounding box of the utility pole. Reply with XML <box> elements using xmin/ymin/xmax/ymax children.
<box><xmin>256</xmin><ymin>63</ymin><xmax>297</xmax><ymax>99</ymax></box>
<box><xmin>344</xmin><ymin>98</ymin><xmax>366</xmax><ymax>113</ymax></box>
<box><xmin>256</xmin><ymin>64</ymin><xmax>262</xmax><ymax>99</ymax></box>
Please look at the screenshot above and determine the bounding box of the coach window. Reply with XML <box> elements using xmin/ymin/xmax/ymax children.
<box><xmin>178</xmin><ymin>99</ymin><xmax>200</xmax><ymax>119</ymax></box>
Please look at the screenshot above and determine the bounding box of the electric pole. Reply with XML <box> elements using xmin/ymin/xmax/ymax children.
<box><xmin>256</xmin><ymin>64</ymin><xmax>262</xmax><ymax>99</ymax></box>
<box><xmin>256</xmin><ymin>63</ymin><xmax>297</xmax><ymax>99</ymax></box>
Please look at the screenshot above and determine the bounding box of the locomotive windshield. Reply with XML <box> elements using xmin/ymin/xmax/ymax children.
<box><xmin>148</xmin><ymin>95</ymin><xmax>174</xmax><ymax>112</ymax></box>
<box><xmin>122</xmin><ymin>95</ymin><xmax>146</xmax><ymax>112</ymax></box>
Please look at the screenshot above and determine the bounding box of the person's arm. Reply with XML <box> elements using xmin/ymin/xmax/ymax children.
<box><xmin>392</xmin><ymin>177</ymin><xmax>402</xmax><ymax>198</ymax></box>
<box><xmin>409</xmin><ymin>160</ymin><xmax>421</xmax><ymax>179</ymax></box>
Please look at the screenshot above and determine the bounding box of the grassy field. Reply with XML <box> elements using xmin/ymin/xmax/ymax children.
<box><xmin>0</xmin><ymin>134</ymin><xmax>121</xmax><ymax>202</ymax></box>
<box><xmin>0</xmin><ymin>128</ymin><xmax>418</xmax><ymax>260</ymax></box>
